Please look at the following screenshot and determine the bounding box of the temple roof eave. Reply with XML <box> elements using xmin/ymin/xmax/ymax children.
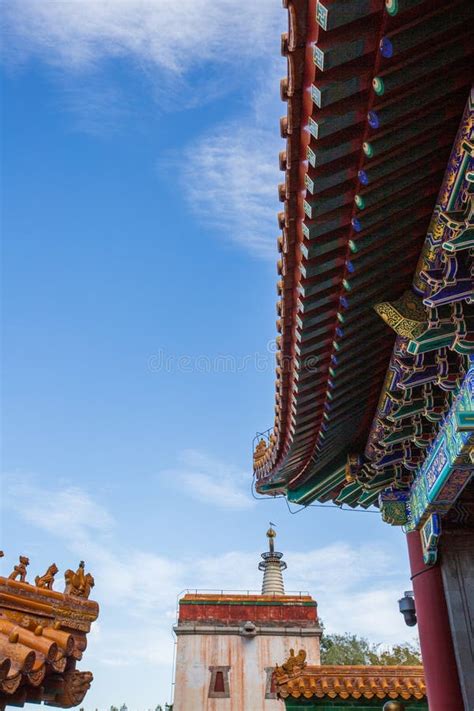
<box><xmin>0</xmin><ymin>561</ymin><xmax>98</xmax><ymax>709</ymax></box>
<box><xmin>254</xmin><ymin>0</ymin><xmax>473</xmax><ymax>508</ymax></box>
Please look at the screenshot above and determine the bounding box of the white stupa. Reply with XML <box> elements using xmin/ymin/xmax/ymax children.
<box><xmin>258</xmin><ymin>524</ymin><xmax>287</xmax><ymax>595</ymax></box>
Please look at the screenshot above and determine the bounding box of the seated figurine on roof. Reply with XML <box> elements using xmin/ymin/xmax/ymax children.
<box><xmin>8</xmin><ymin>556</ymin><xmax>29</xmax><ymax>583</ymax></box>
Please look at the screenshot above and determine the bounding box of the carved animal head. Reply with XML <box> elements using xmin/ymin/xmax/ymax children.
<box><xmin>57</xmin><ymin>670</ymin><xmax>94</xmax><ymax>707</ymax></box>
<box><xmin>19</xmin><ymin>556</ymin><xmax>30</xmax><ymax>567</ymax></box>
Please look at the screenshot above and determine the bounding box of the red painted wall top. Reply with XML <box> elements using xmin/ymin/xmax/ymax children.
<box><xmin>178</xmin><ymin>593</ymin><xmax>318</xmax><ymax>625</ymax></box>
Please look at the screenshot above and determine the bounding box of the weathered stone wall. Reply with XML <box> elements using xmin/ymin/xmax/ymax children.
<box><xmin>173</xmin><ymin>631</ymin><xmax>320</xmax><ymax>711</ymax></box>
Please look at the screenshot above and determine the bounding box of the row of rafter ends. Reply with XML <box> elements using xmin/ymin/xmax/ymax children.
<box><xmin>269</xmin><ymin>179</ymin><xmax>442</xmax><ymax>478</ymax></box>
<box><xmin>274</xmin><ymin>663</ymin><xmax>426</xmax><ymax>702</ymax></box>
<box><xmin>0</xmin><ymin>619</ymin><xmax>90</xmax><ymax>701</ymax></box>
<box><xmin>316</xmin><ymin>124</ymin><xmax>474</xmax><ymax>493</ymax></box>
<box><xmin>278</xmin><ymin>121</ymin><xmax>466</xmax><ymax>334</ymax></box>
<box><xmin>258</xmin><ymin>0</ymin><xmax>310</xmax><ymax>480</ymax></box>
<box><xmin>280</xmin><ymin>9</ymin><xmax>470</xmax><ymax>292</ymax></box>
<box><xmin>260</xmin><ymin>0</ymin><xmax>472</xmax><ymax>485</ymax></box>
<box><xmin>271</xmin><ymin>267</ymin><xmax>437</xmax><ymax>479</ymax></box>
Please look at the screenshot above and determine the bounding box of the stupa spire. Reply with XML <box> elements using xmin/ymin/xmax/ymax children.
<box><xmin>258</xmin><ymin>524</ymin><xmax>287</xmax><ymax>595</ymax></box>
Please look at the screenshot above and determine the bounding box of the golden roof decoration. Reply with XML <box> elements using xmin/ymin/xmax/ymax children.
<box><xmin>374</xmin><ymin>290</ymin><xmax>427</xmax><ymax>340</ymax></box>
<box><xmin>35</xmin><ymin>564</ymin><xmax>58</xmax><ymax>591</ymax></box>
<box><xmin>4</xmin><ymin>555</ymin><xmax>94</xmax><ymax>599</ymax></box>
<box><xmin>253</xmin><ymin>438</ymin><xmax>268</xmax><ymax>466</ymax></box>
<box><xmin>64</xmin><ymin>562</ymin><xmax>94</xmax><ymax>599</ymax></box>
<box><xmin>275</xmin><ymin>649</ymin><xmax>307</xmax><ymax>680</ymax></box>
<box><xmin>8</xmin><ymin>557</ymin><xmax>30</xmax><ymax>584</ymax></box>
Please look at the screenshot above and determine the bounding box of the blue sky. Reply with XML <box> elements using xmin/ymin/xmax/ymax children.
<box><xmin>1</xmin><ymin>2</ymin><xmax>418</xmax><ymax>708</ymax></box>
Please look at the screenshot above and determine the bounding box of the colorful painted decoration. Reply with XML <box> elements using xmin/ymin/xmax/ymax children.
<box><xmin>420</xmin><ymin>513</ymin><xmax>441</xmax><ymax>566</ymax></box>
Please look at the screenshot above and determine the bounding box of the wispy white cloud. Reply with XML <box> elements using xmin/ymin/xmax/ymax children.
<box><xmin>178</xmin><ymin>51</ymin><xmax>285</xmax><ymax>258</ymax></box>
<box><xmin>2</xmin><ymin>0</ymin><xmax>286</xmax><ymax>256</ymax></box>
<box><xmin>1</xmin><ymin>0</ymin><xmax>281</xmax><ymax>75</ymax></box>
<box><xmin>159</xmin><ymin>449</ymin><xmax>255</xmax><ymax>510</ymax></box>
<box><xmin>181</xmin><ymin>122</ymin><xmax>281</xmax><ymax>259</ymax></box>
<box><xmin>2</xmin><ymin>475</ymin><xmax>185</xmax><ymax>622</ymax></box>
<box><xmin>59</xmin><ymin>79</ymin><xmax>133</xmax><ymax>136</ymax></box>
<box><xmin>284</xmin><ymin>545</ymin><xmax>411</xmax><ymax>641</ymax></box>
<box><xmin>6</xmin><ymin>479</ymin><xmax>114</xmax><ymax>545</ymax></box>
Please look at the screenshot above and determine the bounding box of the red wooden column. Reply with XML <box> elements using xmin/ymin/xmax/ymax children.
<box><xmin>406</xmin><ymin>530</ymin><xmax>463</xmax><ymax>711</ymax></box>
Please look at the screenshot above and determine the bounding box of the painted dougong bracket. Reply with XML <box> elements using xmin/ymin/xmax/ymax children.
<box><xmin>379</xmin><ymin>489</ymin><xmax>410</xmax><ymax>526</ymax></box>
<box><xmin>379</xmin><ymin>361</ymin><xmax>473</xmax><ymax>563</ymax></box>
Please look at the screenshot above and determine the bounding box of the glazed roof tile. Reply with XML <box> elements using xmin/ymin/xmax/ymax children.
<box><xmin>275</xmin><ymin>664</ymin><xmax>426</xmax><ymax>700</ymax></box>
<box><xmin>0</xmin><ymin>619</ymin><xmax>74</xmax><ymax>696</ymax></box>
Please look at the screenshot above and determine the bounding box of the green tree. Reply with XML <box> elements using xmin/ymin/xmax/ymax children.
<box><xmin>373</xmin><ymin>643</ymin><xmax>422</xmax><ymax>666</ymax></box>
<box><xmin>320</xmin><ymin>633</ymin><xmax>372</xmax><ymax>665</ymax></box>
<box><xmin>320</xmin><ymin>633</ymin><xmax>421</xmax><ymax>666</ymax></box>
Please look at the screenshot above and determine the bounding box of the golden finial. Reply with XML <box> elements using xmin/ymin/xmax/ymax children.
<box><xmin>267</xmin><ymin>524</ymin><xmax>277</xmax><ymax>539</ymax></box>
<box><xmin>267</xmin><ymin>523</ymin><xmax>277</xmax><ymax>553</ymax></box>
